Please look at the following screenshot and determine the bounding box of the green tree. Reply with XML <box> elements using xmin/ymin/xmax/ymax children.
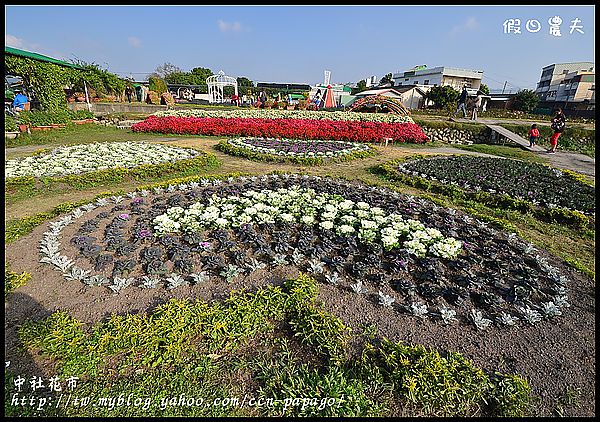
<box><xmin>352</xmin><ymin>79</ymin><xmax>367</xmax><ymax>95</ymax></box>
<box><xmin>379</xmin><ymin>73</ymin><xmax>393</xmax><ymax>86</ymax></box>
<box><xmin>165</xmin><ymin>72</ymin><xmax>193</xmax><ymax>85</ymax></box>
<box><xmin>189</xmin><ymin>67</ymin><xmax>214</xmax><ymax>85</ymax></box>
<box><xmin>479</xmin><ymin>84</ymin><xmax>489</xmax><ymax>95</ymax></box>
<box><xmin>426</xmin><ymin>85</ymin><xmax>460</xmax><ymax>108</ymax></box>
<box><xmin>511</xmin><ymin>89</ymin><xmax>539</xmax><ymax>113</ymax></box>
<box><xmin>237</xmin><ymin>77</ymin><xmax>254</xmax><ymax>88</ymax></box>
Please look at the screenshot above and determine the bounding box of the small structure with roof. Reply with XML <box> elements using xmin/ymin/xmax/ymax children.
<box><xmin>207</xmin><ymin>70</ymin><xmax>238</xmax><ymax>104</ymax></box>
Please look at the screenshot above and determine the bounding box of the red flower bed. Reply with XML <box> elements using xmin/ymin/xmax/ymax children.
<box><xmin>131</xmin><ymin>116</ymin><xmax>429</xmax><ymax>144</ymax></box>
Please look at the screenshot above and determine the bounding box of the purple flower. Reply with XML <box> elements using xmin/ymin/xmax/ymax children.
<box><xmin>133</xmin><ymin>197</ymin><xmax>144</xmax><ymax>204</ymax></box>
<box><xmin>137</xmin><ymin>229</ymin><xmax>151</xmax><ymax>238</ymax></box>
<box><xmin>118</xmin><ymin>213</ymin><xmax>130</xmax><ymax>220</ymax></box>
<box><xmin>199</xmin><ymin>241</ymin><xmax>212</xmax><ymax>249</ymax></box>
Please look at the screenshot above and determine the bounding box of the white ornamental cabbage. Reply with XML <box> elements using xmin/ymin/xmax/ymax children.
<box><xmin>6</xmin><ymin>141</ymin><xmax>199</xmax><ymax>179</ymax></box>
<box><xmin>152</xmin><ymin>186</ymin><xmax>462</xmax><ymax>259</ymax></box>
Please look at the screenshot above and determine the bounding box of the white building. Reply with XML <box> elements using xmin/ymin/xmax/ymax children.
<box><xmin>365</xmin><ymin>75</ymin><xmax>378</xmax><ymax>88</ymax></box>
<box><xmin>392</xmin><ymin>65</ymin><xmax>483</xmax><ymax>91</ymax></box>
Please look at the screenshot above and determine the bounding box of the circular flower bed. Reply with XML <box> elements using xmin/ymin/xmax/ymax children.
<box><xmin>38</xmin><ymin>175</ymin><xmax>571</xmax><ymax>329</ymax></box>
<box><xmin>217</xmin><ymin>137</ymin><xmax>375</xmax><ymax>164</ymax></box>
<box><xmin>396</xmin><ymin>155</ymin><xmax>595</xmax><ymax>214</ymax></box>
<box><xmin>5</xmin><ymin>141</ymin><xmax>200</xmax><ymax>178</ymax></box>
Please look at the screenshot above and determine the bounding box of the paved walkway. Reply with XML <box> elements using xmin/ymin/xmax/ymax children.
<box><xmin>419</xmin><ymin>115</ymin><xmax>595</xmax><ymax>130</ymax></box>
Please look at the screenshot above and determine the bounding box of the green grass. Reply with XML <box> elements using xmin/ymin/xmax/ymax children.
<box><xmin>4</xmin><ymin>262</ymin><xmax>31</xmax><ymax>297</ymax></box>
<box><xmin>6</xmin><ymin>275</ymin><xmax>531</xmax><ymax>417</ymax></box>
<box><xmin>5</xmin><ymin>123</ymin><xmax>191</xmax><ymax>149</ymax></box>
<box><xmin>367</xmin><ymin>163</ymin><xmax>595</xmax><ymax>280</ymax></box>
<box><xmin>5</xmin><ymin>151</ymin><xmax>221</xmax><ymax>206</ymax></box>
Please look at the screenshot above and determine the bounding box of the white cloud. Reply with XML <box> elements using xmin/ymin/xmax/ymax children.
<box><xmin>449</xmin><ymin>17</ymin><xmax>480</xmax><ymax>35</ymax></box>
<box><xmin>5</xmin><ymin>34</ymin><xmax>52</xmax><ymax>55</ymax></box>
<box><xmin>6</xmin><ymin>34</ymin><xmax>26</xmax><ymax>48</ymax></box>
<box><xmin>218</xmin><ymin>19</ymin><xmax>243</xmax><ymax>32</ymax></box>
<box><xmin>128</xmin><ymin>36</ymin><xmax>141</xmax><ymax>48</ymax></box>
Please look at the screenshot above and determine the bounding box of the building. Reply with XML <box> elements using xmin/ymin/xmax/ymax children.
<box><xmin>354</xmin><ymin>86</ymin><xmax>428</xmax><ymax>110</ymax></box>
<box><xmin>534</xmin><ymin>62</ymin><xmax>595</xmax><ymax>117</ymax></box>
<box><xmin>534</xmin><ymin>62</ymin><xmax>594</xmax><ymax>101</ymax></box>
<box><xmin>392</xmin><ymin>65</ymin><xmax>483</xmax><ymax>91</ymax></box>
<box><xmin>364</xmin><ymin>75</ymin><xmax>378</xmax><ymax>88</ymax></box>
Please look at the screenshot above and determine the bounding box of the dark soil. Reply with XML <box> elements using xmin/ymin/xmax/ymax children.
<box><xmin>4</xmin><ymin>180</ymin><xmax>595</xmax><ymax>417</ymax></box>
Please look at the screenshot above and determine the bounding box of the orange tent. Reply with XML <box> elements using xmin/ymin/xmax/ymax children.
<box><xmin>323</xmin><ymin>85</ymin><xmax>337</xmax><ymax>108</ymax></box>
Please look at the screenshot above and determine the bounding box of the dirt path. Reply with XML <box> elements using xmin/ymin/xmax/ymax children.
<box><xmin>3</xmin><ymin>140</ymin><xmax>495</xmax><ymax>222</ymax></box>
<box><xmin>5</xmin><ymin>138</ymin><xmax>594</xmax><ymax>222</ymax></box>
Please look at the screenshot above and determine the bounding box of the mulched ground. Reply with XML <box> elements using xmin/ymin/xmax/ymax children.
<box><xmin>5</xmin><ymin>211</ymin><xmax>594</xmax><ymax>416</ymax></box>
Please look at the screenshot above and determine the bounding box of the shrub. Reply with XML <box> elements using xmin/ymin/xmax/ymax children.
<box><xmin>148</xmin><ymin>76</ymin><xmax>168</xmax><ymax>95</ymax></box>
<box><xmin>69</xmin><ymin>109</ymin><xmax>95</xmax><ymax>120</ymax></box>
<box><xmin>5</xmin><ymin>114</ymin><xmax>18</xmax><ymax>131</ymax></box>
<box><xmin>511</xmin><ymin>90</ymin><xmax>539</xmax><ymax>113</ymax></box>
<box><xmin>146</xmin><ymin>90</ymin><xmax>160</xmax><ymax>105</ymax></box>
<box><xmin>17</xmin><ymin>109</ymin><xmax>73</xmax><ymax>126</ymax></box>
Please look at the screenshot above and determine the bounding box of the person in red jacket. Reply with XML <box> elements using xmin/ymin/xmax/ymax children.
<box><xmin>528</xmin><ymin>123</ymin><xmax>540</xmax><ymax>148</ymax></box>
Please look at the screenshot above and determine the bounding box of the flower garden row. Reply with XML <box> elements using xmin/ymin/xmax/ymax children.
<box><xmin>216</xmin><ymin>137</ymin><xmax>376</xmax><ymax>165</ymax></box>
<box><xmin>154</xmin><ymin>108</ymin><xmax>416</xmax><ymax>124</ymax></box>
<box><xmin>5</xmin><ymin>141</ymin><xmax>200</xmax><ymax>179</ymax></box>
<box><xmin>131</xmin><ymin>116</ymin><xmax>429</xmax><ymax>144</ymax></box>
<box><xmin>36</xmin><ymin>174</ymin><xmax>571</xmax><ymax>330</ymax></box>
<box><xmin>372</xmin><ymin>155</ymin><xmax>595</xmax><ymax>229</ymax></box>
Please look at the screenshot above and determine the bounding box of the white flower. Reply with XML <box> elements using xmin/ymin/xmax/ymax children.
<box><xmin>301</xmin><ymin>215</ymin><xmax>316</xmax><ymax>225</ymax></box>
<box><xmin>320</xmin><ymin>220</ymin><xmax>334</xmax><ymax>230</ymax></box>
<box><xmin>338</xmin><ymin>225</ymin><xmax>355</xmax><ymax>235</ymax></box>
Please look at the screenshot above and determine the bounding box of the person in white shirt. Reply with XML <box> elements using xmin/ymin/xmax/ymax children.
<box><xmin>471</xmin><ymin>90</ymin><xmax>484</xmax><ymax>120</ymax></box>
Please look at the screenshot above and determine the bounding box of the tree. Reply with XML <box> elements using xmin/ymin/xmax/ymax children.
<box><xmin>165</xmin><ymin>71</ymin><xmax>193</xmax><ymax>85</ymax></box>
<box><xmin>189</xmin><ymin>67</ymin><xmax>214</xmax><ymax>85</ymax></box>
<box><xmin>236</xmin><ymin>77</ymin><xmax>254</xmax><ymax>88</ymax></box>
<box><xmin>479</xmin><ymin>84</ymin><xmax>489</xmax><ymax>95</ymax></box>
<box><xmin>379</xmin><ymin>73</ymin><xmax>393</xmax><ymax>86</ymax></box>
<box><xmin>425</xmin><ymin>85</ymin><xmax>460</xmax><ymax>109</ymax></box>
<box><xmin>352</xmin><ymin>79</ymin><xmax>367</xmax><ymax>95</ymax></box>
<box><xmin>152</xmin><ymin>62</ymin><xmax>183</xmax><ymax>80</ymax></box>
<box><xmin>511</xmin><ymin>89</ymin><xmax>539</xmax><ymax>113</ymax></box>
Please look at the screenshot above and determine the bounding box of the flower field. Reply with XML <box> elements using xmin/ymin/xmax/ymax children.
<box><xmin>4</xmin><ymin>119</ymin><xmax>595</xmax><ymax>417</ymax></box>
<box><xmin>35</xmin><ymin>175</ymin><xmax>572</xmax><ymax>329</ymax></box>
<box><xmin>131</xmin><ymin>116</ymin><xmax>429</xmax><ymax>144</ymax></box>
<box><xmin>153</xmin><ymin>108</ymin><xmax>416</xmax><ymax>124</ymax></box>
<box><xmin>216</xmin><ymin>137</ymin><xmax>375</xmax><ymax>164</ymax></box>
<box><xmin>5</xmin><ymin>141</ymin><xmax>200</xmax><ymax>178</ymax></box>
<box><xmin>395</xmin><ymin>155</ymin><xmax>595</xmax><ymax>214</ymax></box>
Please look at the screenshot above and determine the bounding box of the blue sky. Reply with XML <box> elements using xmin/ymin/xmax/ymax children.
<box><xmin>4</xmin><ymin>5</ymin><xmax>595</xmax><ymax>91</ymax></box>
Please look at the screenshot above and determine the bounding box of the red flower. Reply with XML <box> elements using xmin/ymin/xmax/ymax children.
<box><xmin>131</xmin><ymin>116</ymin><xmax>430</xmax><ymax>144</ymax></box>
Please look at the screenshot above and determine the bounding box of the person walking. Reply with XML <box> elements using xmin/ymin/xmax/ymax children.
<box><xmin>547</xmin><ymin>108</ymin><xmax>566</xmax><ymax>154</ymax></box>
<box><xmin>125</xmin><ymin>85</ymin><xmax>133</xmax><ymax>103</ymax></box>
<box><xmin>471</xmin><ymin>90</ymin><xmax>483</xmax><ymax>120</ymax></box>
<box><xmin>452</xmin><ymin>86</ymin><xmax>469</xmax><ymax>119</ymax></box>
<box><xmin>528</xmin><ymin>123</ymin><xmax>540</xmax><ymax>148</ymax></box>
